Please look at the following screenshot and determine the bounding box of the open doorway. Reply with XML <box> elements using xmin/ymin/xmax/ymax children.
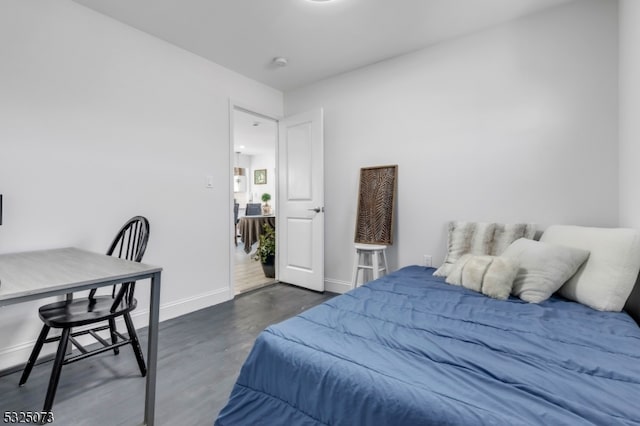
<box><xmin>232</xmin><ymin>106</ymin><xmax>278</xmax><ymax>295</ymax></box>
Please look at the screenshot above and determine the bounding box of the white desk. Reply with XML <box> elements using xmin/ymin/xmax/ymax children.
<box><xmin>0</xmin><ymin>247</ymin><xmax>162</xmax><ymax>426</ymax></box>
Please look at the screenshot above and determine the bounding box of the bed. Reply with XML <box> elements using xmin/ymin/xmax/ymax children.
<box><xmin>216</xmin><ymin>225</ymin><xmax>640</xmax><ymax>425</ymax></box>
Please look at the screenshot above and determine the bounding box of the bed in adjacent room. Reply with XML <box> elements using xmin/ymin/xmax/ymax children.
<box><xmin>215</xmin><ymin>225</ymin><xmax>640</xmax><ymax>425</ymax></box>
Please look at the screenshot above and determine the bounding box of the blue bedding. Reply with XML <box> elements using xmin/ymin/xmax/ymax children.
<box><xmin>215</xmin><ymin>266</ymin><xmax>640</xmax><ymax>425</ymax></box>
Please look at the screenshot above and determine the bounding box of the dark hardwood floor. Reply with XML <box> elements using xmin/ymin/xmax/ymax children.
<box><xmin>0</xmin><ymin>283</ymin><xmax>336</xmax><ymax>426</ymax></box>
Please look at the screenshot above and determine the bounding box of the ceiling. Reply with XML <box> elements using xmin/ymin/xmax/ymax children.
<box><xmin>233</xmin><ymin>109</ymin><xmax>277</xmax><ymax>156</ymax></box>
<box><xmin>73</xmin><ymin>0</ymin><xmax>575</xmax><ymax>92</ymax></box>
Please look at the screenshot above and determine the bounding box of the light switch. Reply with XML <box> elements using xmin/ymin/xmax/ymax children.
<box><xmin>206</xmin><ymin>176</ymin><xmax>214</xmax><ymax>188</ymax></box>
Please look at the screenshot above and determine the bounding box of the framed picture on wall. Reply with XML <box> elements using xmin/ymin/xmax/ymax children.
<box><xmin>254</xmin><ymin>169</ymin><xmax>267</xmax><ymax>185</ymax></box>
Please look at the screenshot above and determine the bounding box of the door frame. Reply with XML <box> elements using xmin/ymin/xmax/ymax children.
<box><xmin>228</xmin><ymin>100</ymin><xmax>281</xmax><ymax>299</ymax></box>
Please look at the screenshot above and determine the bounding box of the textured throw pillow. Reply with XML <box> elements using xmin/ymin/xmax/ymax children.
<box><xmin>434</xmin><ymin>221</ymin><xmax>536</xmax><ymax>277</ymax></box>
<box><xmin>445</xmin><ymin>254</ymin><xmax>519</xmax><ymax>300</ymax></box>
<box><xmin>502</xmin><ymin>238</ymin><xmax>590</xmax><ymax>304</ymax></box>
<box><xmin>482</xmin><ymin>257</ymin><xmax>520</xmax><ymax>300</ymax></box>
<box><xmin>540</xmin><ymin>225</ymin><xmax>640</xmax><ymax>312</ymax></box>
<box><xmin>461</xmin><ymin>255</ymin><xmax>494</xmax><ymax>293</ymax></box>
<box><xmin>445</xmin><ymin>253</ymin><xmax>472</xmax><ymax>286</ymax></box>
<box><xmin>433</xmin><ymin>222</ymin><xmax>495</xmax><ymax>277</ymax></box>
<box><xmin>490</xmin><ymin>223</ymin><xmax>537</xmax><ymax>255</ymax></box>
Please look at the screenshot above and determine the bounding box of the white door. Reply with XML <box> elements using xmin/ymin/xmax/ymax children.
<box><xmin>277</xmin><ymin>109</ymin><xmax>324</xmax><ymax>291</ymax></box>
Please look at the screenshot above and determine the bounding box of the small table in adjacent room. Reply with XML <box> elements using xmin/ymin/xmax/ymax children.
<box><xmin>0</xmin><ymin>247</ymin><xmax>162</xmax><ymax>426</ymax></box>
<box><xmin>238</xmin><ymin>215</ymin><xmax>276</xmax><ymax>254</ymax></box>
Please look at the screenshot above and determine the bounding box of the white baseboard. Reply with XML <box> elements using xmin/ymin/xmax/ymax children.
<box><xmin>0</xmin><ymin>287</ymin><xmax>232</xmax><ymax>372</ymax></box>
<box><xmin>129</xmin><ymin>286</ymin><xmax>232</xmax><ymax>329</ymax></box>
<box><xmin>0</xmin><ymin>339</ymin><xmax>58</xmax><ymax>375</ymax></box>
<box><xmin>325</xmin><ymin>278</ymin><xmax>353</xmax><ymax>294</ymax></box>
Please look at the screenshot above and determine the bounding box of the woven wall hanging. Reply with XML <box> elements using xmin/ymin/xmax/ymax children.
<box><xmin>354</xmin><ymin>165</ymin><xmax>397</xmax><ymax>245</ymax></box>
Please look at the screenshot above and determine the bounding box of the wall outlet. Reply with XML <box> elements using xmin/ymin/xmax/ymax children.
<box><xmin>423</xmin><ymin>255</ymin><xmax>432</xmax><ymax>267</ymax></box>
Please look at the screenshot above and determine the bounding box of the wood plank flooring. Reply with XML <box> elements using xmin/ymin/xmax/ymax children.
<box><xmin>0</xmin><ymin>284</ymin><xmax>336</xmax><ymax>426</ymax></box>
<box><xmin>233</xmin><ymin>243</ymin><xmax>275</xmax><ymax>295</ymax></box>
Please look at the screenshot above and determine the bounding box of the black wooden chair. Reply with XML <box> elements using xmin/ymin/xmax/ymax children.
<box><xmin>19</xmin><ymin>216</ymin><xmax>150</xmax><ymax>415</ymax></box>
<box><xmin>245</xmin><ymin>203</ymin><xmax>262</xmax><ymax>216</ymax></box>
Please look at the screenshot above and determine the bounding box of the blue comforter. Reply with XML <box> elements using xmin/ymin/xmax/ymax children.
<box><xmin>216</xmin><ymin>266</ymin><xmax>640</xmax><ymax>425</ymax></box>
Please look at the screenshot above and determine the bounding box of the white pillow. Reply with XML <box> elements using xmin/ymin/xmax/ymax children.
<box><xmin>540</xmin><ymin>225</ymin><xmax>640</xmax><ymax>311</ymax></box>
<box><xmin>502</xmin><ymin>238</ymin><xmax>590</xmax><ymax>304</ymax></box>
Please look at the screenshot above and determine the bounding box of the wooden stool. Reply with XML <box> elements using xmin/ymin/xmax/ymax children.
<box><xmin>351</xmin><ymin>244</ymin><xmax>388</xmax><ymax>288</ymax></box>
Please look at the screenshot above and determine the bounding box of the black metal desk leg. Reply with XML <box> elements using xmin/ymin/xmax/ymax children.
<box><xmin>144</xmin><ymin>272</ymin><xmax>161</xmax><ymax>426</ymax></box>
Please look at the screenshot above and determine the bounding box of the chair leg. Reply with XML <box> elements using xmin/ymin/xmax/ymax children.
<box><xmin>43</xmin><ymin>327</ymin><xmax>71</xmax><ymax>414</ymax></box>
<box><xmin>382</xmin><ymin>249</ymin><xmax>389</xmax><ymax>276</ymax></box>
<box><xmin>108</xmin><ymin>318</ymin><xmax>120</xmax><ymax>355</ymax></box>
<box><xmin>123</xmin><ymin>313</ymin><xmax>147</xmax><ymax>377</ymax></box>
<box><xmin>19</xmin><ymin>325</ymin><xmax>50</xmax><ymax>386</ymax></box>
<box><xmin>352</xmin><ymin>249</ymin><xmax>361</xmax><ymax>288</ymax></box>
<box><xmin>372</xmin><ymin>251</ymin><xmax>380</xmax><ymax>280</ymax></box>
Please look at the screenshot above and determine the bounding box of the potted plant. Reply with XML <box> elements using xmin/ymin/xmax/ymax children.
<box><xmin>253</xmin><ymin>223</ymin><xmax>275</xmax><ymax>278</ymax></box>
<box><xmin>261</xmin><ymin>193</ymin><xmax>272</xmax><ymax>215</ymax></box>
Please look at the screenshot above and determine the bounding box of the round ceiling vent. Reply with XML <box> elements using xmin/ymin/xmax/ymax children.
<box><xmin>273</xmin><ymin>57</ymin><xmax>288</xmax><ymax>67</ymax></box>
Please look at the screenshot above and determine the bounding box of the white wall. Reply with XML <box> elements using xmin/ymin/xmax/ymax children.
<box><xmin>285</xmin><ymin>0</ymin><xmax>619</xmax><ymax>292</ymax></box>
<box><xmin>619</xmin><ymin>0</ymin><xmax>640</xmax><ymax>229</ymax></box>
<box><xmin>0</xmin><ymin>0</ymin><xmax>282</xmax><ymax>370</ymax></box>
<box><xmin>250</xmin><ymin>153</ymin><xmax>277</xmax><ymax>211</ymax></box>
<box><xmin>619</xmin><ymin>0</ymin><xmax>640</xmax><ymax>309</ymax></box>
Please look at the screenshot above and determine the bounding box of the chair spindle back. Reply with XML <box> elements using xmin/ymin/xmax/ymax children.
<box><xmin>88</xmin><ymin>216</ymin><xmax>150</xmax><ymax>311</ymax></box>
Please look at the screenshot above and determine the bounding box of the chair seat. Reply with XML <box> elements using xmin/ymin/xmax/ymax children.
<box><xmin>354</xmin><ymin>243</ymin><xmax>387</xmax><ymax>251</ymax></box>
<box><xmin>352</xmin><ymin>244</ymin><xmax>389</xmax><ymax>288</ymax></box>
<box><xmin>39</xmin><ymin>296</ymin><xmax>137</xmax><ymax>328</ymax></box>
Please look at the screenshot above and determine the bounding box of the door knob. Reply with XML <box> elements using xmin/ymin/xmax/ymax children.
<box><xmin>307</xmin><ymin>207</ymin><xmax>324</xmax><ymax>213</ymax></box>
